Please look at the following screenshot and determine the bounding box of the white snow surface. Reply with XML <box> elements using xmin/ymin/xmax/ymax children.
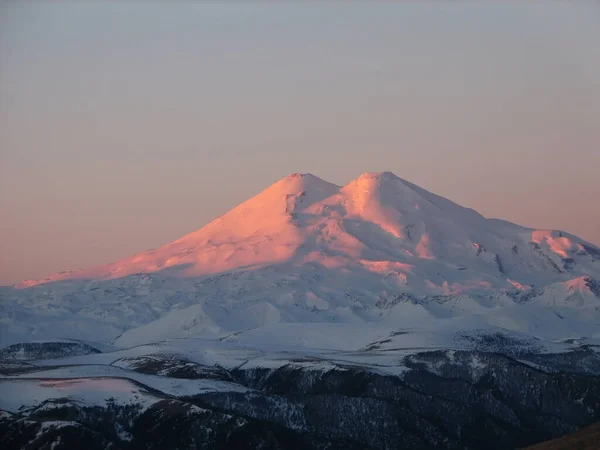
<box><xmin>0</xmin><ymin>364</ymin><xmax>249</xmax><ymax>397</ymax></box>
<box><xmin>0</xmin><ymin>378</ymin><xmax>159</xmax><ymax>413</ymax></box>
<box><xmin>1</xmin><ymin>172</ymin><xmax>599</xmax><ymax>358</ymax></box>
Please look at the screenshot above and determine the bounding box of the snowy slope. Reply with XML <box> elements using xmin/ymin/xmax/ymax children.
<box><xmin>2</xmin><ymin>172</ymin><xmax>600</xmax><ymax>450</ymax></box>
<box><xmin>0</xmin><ymin>378</ymin><xmax>160</xmax><ymax>414</ymax></box>
<box><xmin>2</xmin><ymin>171</ymin><xmax>599</xmax><ymax>350</ymax></box>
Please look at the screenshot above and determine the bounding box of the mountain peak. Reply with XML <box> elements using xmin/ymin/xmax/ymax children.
<box><xmin>342</xmin><ymin>171</ymin><xmax>415</xmax><ymax>202</ymax></box>
<box><xmin>349</xmin><ymin>171</ymin><xmax>406</xmax><ymax>187</ymax></box>
<box><xmin>285</xmin><ymin>172</ymin><xmax>319</xmax><ymax>180</ymax></box>
<box><xmin>357</xmin><ymin>171</ymin><xmax>401</xmax><ymax>181</ymax></box>
<box><xmin>16</xmin><ymin>171</ymin><xmax>599</xmax><ymax>291</ymax></box>
<box><xmin>346</xmin><ymin>171</ymin><xmax>411</xmax><ymax>191</ymax></box>
<box><xmin>271</xmin><ymin>173</ymin><xmax>340</xmax><ymax>195</ymax></box>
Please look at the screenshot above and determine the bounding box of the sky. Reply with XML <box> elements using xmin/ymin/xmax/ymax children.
<box><xmin>0</xmin><ymin>1</ymin><xmax>599</xmax><ymax>284</ymax></box>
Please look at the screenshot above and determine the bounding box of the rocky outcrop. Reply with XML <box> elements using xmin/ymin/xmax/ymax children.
<box><xmin>3</xmin><ymin>350</ymin><xmax>599</xmax><ymax>450</ymax></box>
<box><xmin>0</xmin><ymin>342</ymin><xmax>100</xmax><ymax>361</ymax></box>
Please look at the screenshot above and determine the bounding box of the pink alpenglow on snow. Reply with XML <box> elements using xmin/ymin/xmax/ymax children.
<box><xmin>16</xmin><ymin>172</ymin><xmax>600</xmax><ymax>302</ymax></box>
<box><xmin>531</xmin><ymin>230</ymin><xmax>582</xmax><ymax>259</ymax></box>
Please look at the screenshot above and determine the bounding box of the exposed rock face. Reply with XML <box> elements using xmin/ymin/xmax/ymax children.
<box><xmin>0</xmin><ymin>342</ymin><xmax>100</xmax><ymax>361</ymax></box>
<box><xmin>112</xmin><ymin>355</ymin><xmax>235</xmax><ymax>382</ymax></box>
<box><xmin>0</xmin><ymin>400</ymin><xmax>329</xmax><ymax>450</ymax></box>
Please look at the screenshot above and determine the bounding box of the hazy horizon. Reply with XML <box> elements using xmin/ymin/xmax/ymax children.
<box><xmin>1</xmin><ymin>1</ymin><xmax>599</xmax><ymax>284</ymax></box>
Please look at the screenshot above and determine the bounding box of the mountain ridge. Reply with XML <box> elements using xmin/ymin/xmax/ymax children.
<box><xmin>4</xmin><ymin>170</ymin><xmax>599</xmax><ymax>350</ymax></box>
<box><xmin>15</xmin><ymin>171</ymin><xmax>600</xmax><ymax>291</ymax></box>
<box><xmin>2</xmin><ymin>171</ymin><xmax>600</xmax><ymax>449</ymax></box>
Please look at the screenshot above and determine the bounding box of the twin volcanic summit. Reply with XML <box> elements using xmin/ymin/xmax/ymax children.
<box><xmin>2</xmin><ymin>172</ymin><xmax>600</xmax><ymax>450</ymax></box>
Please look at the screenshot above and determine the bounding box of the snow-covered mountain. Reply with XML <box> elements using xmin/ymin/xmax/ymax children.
<box><xmin>2</xmin><ymin>172</ymin><xmax>600</xmax><ymax>450</ymax></box>
<box><xmin>3</xmin><ymin>171</ymin><xmax>599</xmax><ymax>347</ymax></box>
<box><xmin>16</xmin><ymin>171</ymin><xmax>600</xmax><ymax>290</ymax></box>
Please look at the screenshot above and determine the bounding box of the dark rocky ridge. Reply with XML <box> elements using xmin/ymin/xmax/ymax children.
<box><xmin>0</xmin><ymin>342</ymin><xmax>100</xmax><ymax>361</ymax></box>
<box><xmin>2</xmin><ymin>349</ymin><xmax>600</xmax><ymax>450</ymax></box>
